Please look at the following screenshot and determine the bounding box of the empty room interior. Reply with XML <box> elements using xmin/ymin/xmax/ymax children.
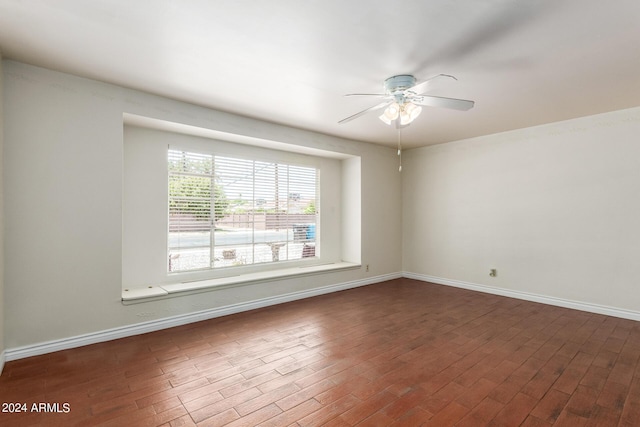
<box><xmin>1</xmin><ymin>1</ymin><xmax>640</xmax><ymax>426</ymax></box>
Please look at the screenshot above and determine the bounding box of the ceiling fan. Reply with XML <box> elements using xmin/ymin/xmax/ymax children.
<box><xmin>338</xmin><ymin>74</ymin><xmax>475</xmax><ymax>128</ymax></box>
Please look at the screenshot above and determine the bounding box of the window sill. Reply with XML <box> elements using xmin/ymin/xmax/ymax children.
<box><xmin>121</xmin><ymin>262</ymin><xmax>360</xmax><ymax>305</ymax></box>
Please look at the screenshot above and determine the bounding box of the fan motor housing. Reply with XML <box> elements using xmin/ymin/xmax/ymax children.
<box><xmin>383</xmin><ymin>75</ymin><xmax>417</xmax><ymax>94</ymax></box>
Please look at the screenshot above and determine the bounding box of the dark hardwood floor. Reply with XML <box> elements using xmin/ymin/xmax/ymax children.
<box><xmin>1</xmin><ymin>278</ymin><xmax>640</xmax><ymax>426</ymax></box>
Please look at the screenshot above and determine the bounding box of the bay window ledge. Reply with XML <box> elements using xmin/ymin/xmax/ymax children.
<box><xmin>121</xmin><ymin>261</ymin><xmax>360</xmax><ymax>304</ymax></box>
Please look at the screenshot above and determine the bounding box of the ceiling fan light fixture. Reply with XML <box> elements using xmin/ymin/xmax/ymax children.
<box><xmin>379</xmin><ymin>102</ymin><xmax>400</xmax><ymax>124</ymax></box>
<box><xmin>379</xmin><ymin>114</ymin><xmax>392</xmax><ymax>125</ymax></box>
<box><xmin>339</xmin><ymin>73</ymin><xmax>473</xmax><ymax>127</ymax></box>
<box><xmin>400</xmin><ymin>103</ymin><xmax>422</xmax><ymax>125</ymax></box>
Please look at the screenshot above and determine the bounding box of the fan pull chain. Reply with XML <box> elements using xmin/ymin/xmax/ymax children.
<box><xmin>397</xmin><ymin>128</ymin><xmax>403</xmax><ymax>172</ymax></box>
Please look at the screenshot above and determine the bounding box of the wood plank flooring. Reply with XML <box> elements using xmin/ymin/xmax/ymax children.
<box><xmin>2</xmin><ymin>278</ymin><xmax>640</xmax><ymax>426</ymax></box>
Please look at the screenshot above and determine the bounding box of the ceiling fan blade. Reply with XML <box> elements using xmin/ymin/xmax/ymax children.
<box><xmin>408</xmin><ymin>74</ymin><xmax>457</xmax><ymax>95</ymax></box>
<box><xmin>338</xmin><ymin>101</ymin><xmax>391</xmax><ymax>124</ymax></box>
<box><xmin>411</xmin><ymin>95</ymin><xmax>475</xmax><ymax>111</ymax></box>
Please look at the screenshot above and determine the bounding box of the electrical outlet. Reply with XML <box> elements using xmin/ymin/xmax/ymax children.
<box><xmin>490</xmin><ymin>269</ymin><xmax>497</xmax><ymax>277</ymax></box>
<box><xmin>366</xmin><ymin>264</ymin><xmax>369</xmax><ymax>272</ymax></box>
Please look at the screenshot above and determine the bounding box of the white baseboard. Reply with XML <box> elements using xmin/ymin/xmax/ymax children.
<box><xmin>5</xmin><ymin>272</ymin><xmax>401</xmax><ymax>362</ymax></box>
<box><xmin>403</xmin><ymin>272</ymin><xmax>640</xmax><ymax>322</ymax></box>
<box><xmin>15</xmin><ymin>270</ymin><xmax>633</xmax><ymax>363</ymax></box>
<box><xmin>0</xmin><ymin>350</ymin><xmax>5</xmax><ymax>375</ymax></box>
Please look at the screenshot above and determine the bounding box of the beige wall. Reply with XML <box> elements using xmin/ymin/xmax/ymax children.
<box><xmin>403</xmin><ymin>107</ymin><xmax>640</xmax><ymax>314</ymax></box>
<box><xmin>3</xmin><ymin>61</ymin><xmax>402</xmax><ymax>350</ymax></box>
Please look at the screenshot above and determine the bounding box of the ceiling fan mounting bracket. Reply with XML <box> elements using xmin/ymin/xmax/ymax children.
<box><xmin>384</xmin><ymin>75</ymin><xmax>417</xmax><ymax>96</ymax></box>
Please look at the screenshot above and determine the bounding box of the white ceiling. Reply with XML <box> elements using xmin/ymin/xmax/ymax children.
<box><xmin>1</xmin><ymin>0</ymin><xmax>639</xmax><ymax>149</ymax></box>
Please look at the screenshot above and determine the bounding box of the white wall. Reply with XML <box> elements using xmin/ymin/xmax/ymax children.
<box><xmin>5</xmin><ymin>58</ymin><xmax>639</xmax><ymax>356</ymax></box>
<box><xmin>3</xmin><ymin>61</ymin><xmax>402</xmax><ymax>350</ymax></box>
<box><xmin>403</xmin><ymin>107</ymin><xmax>640</xmax><ymax>314</ymax></box>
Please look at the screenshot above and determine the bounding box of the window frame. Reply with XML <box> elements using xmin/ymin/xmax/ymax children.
<box><xmin>167</xmin><ymin>146</ymin><xmax>320</xmax><ymax>275</ymax></box>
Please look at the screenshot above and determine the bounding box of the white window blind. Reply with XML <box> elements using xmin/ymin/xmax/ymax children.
<box><xmin>168</xmin><ymin>149</ymin><xmax>318</xmax><ymax>272</ymax></box>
